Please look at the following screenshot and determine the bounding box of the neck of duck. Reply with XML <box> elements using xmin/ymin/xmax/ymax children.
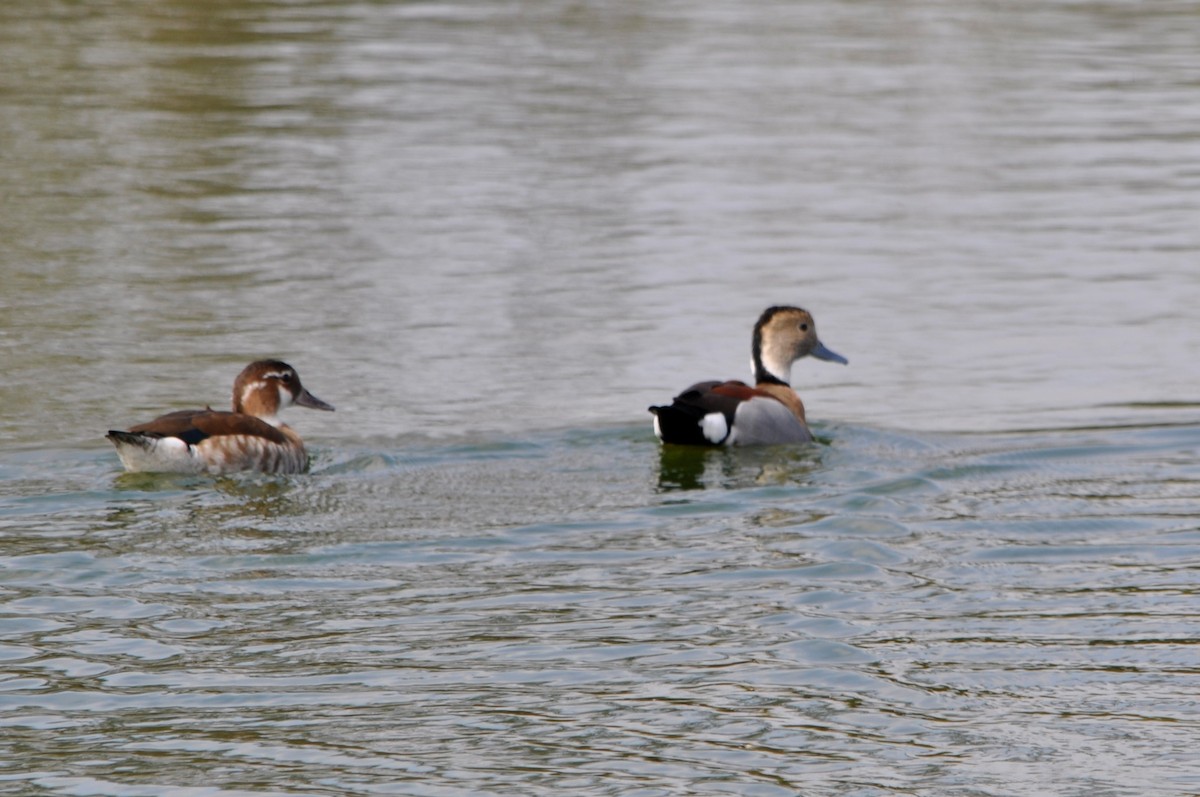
<box><xmin>753</xmin><ymin>344</ymin><xmax>795</xmax><ymax>388</ymax></box>
<box><xmin>234</xmin><ymin>383</ymin><xmax>284</xmax><ymax>427</ymax></box>
<box><xmin>752</xmin><ymin>350</ymin><xmax>807</xmax><ymax>423</ymax></box>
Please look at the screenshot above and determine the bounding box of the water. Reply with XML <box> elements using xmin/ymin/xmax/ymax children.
<box><xmin>2</xmin><ymin>0</ymin><xmax>1200</xmax><ymax>794</ymax></box>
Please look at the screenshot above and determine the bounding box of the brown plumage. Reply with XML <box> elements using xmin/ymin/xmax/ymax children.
<box><xmin>107</xmin><ymin>360</ymin><xmax>334</xmax><ymax>474</ymax></box>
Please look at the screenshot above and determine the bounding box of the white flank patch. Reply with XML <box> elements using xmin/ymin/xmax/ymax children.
<box><xmin>652</xmin><ymin>413</ymin><xmax>663</xmax><ymax>441</ymax></box>
<box><xmin>114</xmin><ymin>435</ymin><xmax>203</xmax><ymax>473</ymax></box>
<box><xmin>700</xmin><ymin>412</ymin><xmax>729</xmax><ymax>444</ymax></box>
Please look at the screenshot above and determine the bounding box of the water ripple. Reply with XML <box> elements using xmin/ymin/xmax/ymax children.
<box><xmin>3</xmin><ymin>419</ymin><xmax>1199</xmax><ymax>795</ymax></box>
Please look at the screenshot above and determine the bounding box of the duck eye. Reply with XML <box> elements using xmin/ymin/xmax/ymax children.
<box><xmin>799</xmin><ymin>323</ymin><xmax>809</xmax><ymax>331</ymax></box>
<box><xmin>280</xmin><ymin>373</ymin><xmax>293</xmax><ymax>383</ymax></box>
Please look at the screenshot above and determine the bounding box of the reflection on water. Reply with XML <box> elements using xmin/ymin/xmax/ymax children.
<box><xmin>2</xmin><ymin>0</ymin><xmax>1200</xmax><ymax>794</ymax></box>
<box><xmin>656</xmin><ymin>441</ymin><xmax>825</xmax><ymax>492</ymax></box>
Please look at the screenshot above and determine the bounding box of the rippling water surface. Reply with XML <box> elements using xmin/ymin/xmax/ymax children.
<box><xmin>3</xmin><ymin>1</ymin><xmax>1200</xmax><ymax>795</ymax></box>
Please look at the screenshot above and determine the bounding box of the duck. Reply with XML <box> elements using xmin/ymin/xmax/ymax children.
<box><xmin>107</xmin><ymin>359</ymin><xmax>334</xmax><ymax>474</ymax></box>
<box><xmin>649</xmin><ymin>305</ymin><xmax>847</xmax><ymax>446</ymax></box>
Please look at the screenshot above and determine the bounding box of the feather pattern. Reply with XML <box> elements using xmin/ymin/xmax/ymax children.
<box><xmin>650</xmin><ymin>306</ymin><xmax>846</xmax><ymax>446</ymax></box>
<box><xmin>107</xmin><ymin>360</ymin><xmax>333</xmax><ymax>475</ymax></box>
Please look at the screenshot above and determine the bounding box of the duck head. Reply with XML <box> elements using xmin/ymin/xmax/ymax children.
<box><xmin>232</xmin><ymin>360</ymin><xmax>335</xmax><ymax>426</ymax></box>
<box><xmin>752</xmin><ymin>305</ymin><xmax>848</xmax><ymax>386</ymax></box>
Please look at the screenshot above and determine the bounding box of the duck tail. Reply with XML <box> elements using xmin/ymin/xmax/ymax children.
<box><xmin>649</xmin><ymin>403</ymin><xmax>716</xmax><ymax>446</ymax></box>
<box><xmin>106</xmin><ymin>430</ymin><xmax>154</xmax><ymax>450</ymax></box>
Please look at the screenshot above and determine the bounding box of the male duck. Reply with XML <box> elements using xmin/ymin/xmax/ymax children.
<box><xmin>107</xmin><ymin>360</ymin><xmax>334</xmax><ymax>474</ymax></box>
<box><xmin>650</xmin><ymin>305</ymin><xmax>847</xmax><ymax>446</ymax></box>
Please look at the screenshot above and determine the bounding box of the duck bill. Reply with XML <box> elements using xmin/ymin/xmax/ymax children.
<box><xmin>811</xmin><ymin>340</ymin><xmax>848</xmax><ymax>365</ymax></box>
<box><xmin>295</xmin><ymin>388</ymin><xmax>335</xmax><ymax>411</ymax></box>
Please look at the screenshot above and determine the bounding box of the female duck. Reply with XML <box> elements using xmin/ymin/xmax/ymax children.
<box><xmin>650</xmin><ymin>306</ymin><xmax>847</xmax><ymax>446</ymax></box>
<box><xmin>107</xmin><ymin>360</ymin><xmax>334</xmax><ymax>474</ymax></box>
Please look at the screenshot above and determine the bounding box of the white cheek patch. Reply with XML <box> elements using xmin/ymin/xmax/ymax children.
<box><xmin>700</xmin><ymin>412</ymin><xmax>729</xmax><ymax>445</ymax></box>
<box><xmin>261</xmin><ymin>373</ymin><xmax>294</xmax><ymax>406</ymax></box>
